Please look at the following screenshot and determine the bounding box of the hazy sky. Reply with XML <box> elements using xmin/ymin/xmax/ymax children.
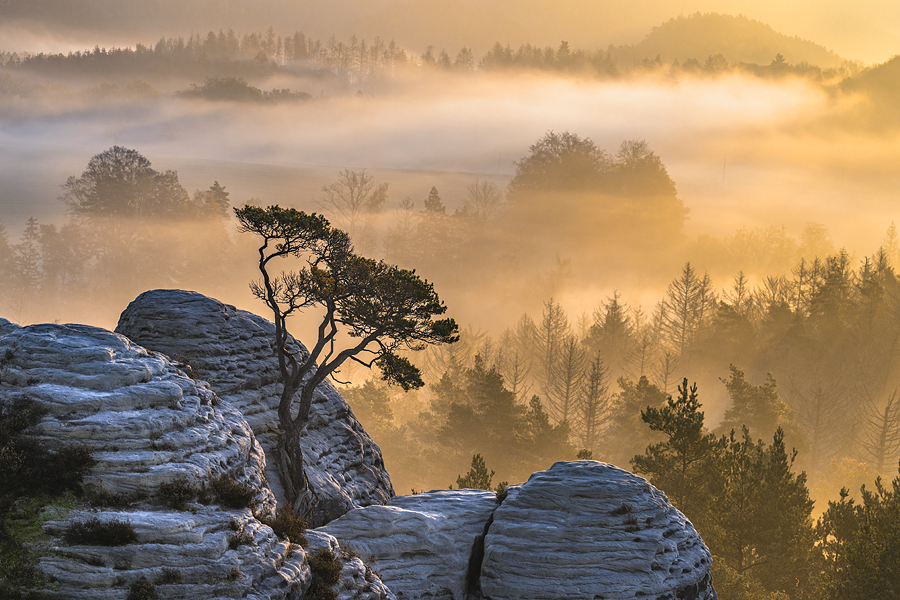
<box><xmin>1</xmin><ymin>0</ymin><xmax>898</xmax><ymax>63</ymax></box>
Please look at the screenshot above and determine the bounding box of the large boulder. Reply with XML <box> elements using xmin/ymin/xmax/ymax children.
<box><xmin>311</xmin><ymin>463</ymin><xmax>716</xmax><ymax>600</ymax></box>
<box><xmin>316</xmin><ymin>490</ymin><xmax>499</xmax><ymax>600</ymax></box>
<box><xmin>0</xmin><ymin>323</ymin><xmax>309</xmax><ymax>599</ymax></box>
<box><xmin>480</xmin><ymin>461</ymin><xmax>717</xmax><ymax>600</ymax></box>
<box><xmin>115</xmin><ymin>289</ymin><xmax>394</xmax><ymax>527</ymax></box>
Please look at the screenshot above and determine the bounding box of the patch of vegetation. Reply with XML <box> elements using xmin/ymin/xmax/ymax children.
<box><xmin>87</xmin><ymin>488</ymin><xmax>147</xmax><ymax>508</ymax></box>
<box><xmin>206</xmin><ymin>474</ymin><xmax>256</xmax><ymax>510</ymax></box>
<box><xmin>453</xmin><ymin>454</ymin><xmax>495</xmax><ymax>490</ymax></box>
<box><xmin>624</xmin><ymin>515</ymin><xmax>641</xmax><ymax>533</ymax></box>
<box><xmin>63</xmin><ymin>517</ymin><xmax>138</xmax><ymax>546</ymax></box>
<box><xmin>176</xmin><ymin>77</ymin><xmax>311</xmax><ymax>103</ymax></box>
<box><xmin>156</xmin><ymin>478</ymin><xmax>197</xmax><ymax>510</ymax></box>
<box><xmin>154</xmin><ymin>567</ymin><xmax>182</xmax><ymax>585</ymax></box>
<box><xmin>1</xmin><ymin>397</ymin><xmax>96</xmax><ymax>594</ymax></box>
<box><xmin>228</xmin><ymin>524</ymin><xmax>254</xmax><ymax>550</ymax></box>
<box><xmin>260</xmin><ymin>505</ymin><xmax>308</xmax><ymax>547</ymax></box>
<box><xmin>306</xmin><ymin>548</ymin><xmax>342</xmax><ymax>600</ymax></box>
<box><xmin>1</xmin><ymin>398</ymin><xmax>96</xmax><ymax>499</ymax></box>
<box><xmin>495</xmin><ymin>481</ymin><xmax>509</xmax><ymax>503</ymax></box>
<box><xmin>126</xmin><ymin>576</ymin><xmax>159</xmax><ymax>600</ymax></box>
<box><xmin>610</xmin><ymin>503</ymin><xmax>633</xmax><ymax>516</ymax></box>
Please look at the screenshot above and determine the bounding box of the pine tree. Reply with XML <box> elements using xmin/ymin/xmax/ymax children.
<box><xmin>454</xmin><ymin>454</ymin><xmax>494</xmax><ymax>490</ymax></box>
<box><xmin>632</xmin><ymin>379</ymin><xmax>720</xmax><ymax>514</ymax></box>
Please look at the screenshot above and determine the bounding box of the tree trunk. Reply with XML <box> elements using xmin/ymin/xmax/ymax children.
<box><xmin>276</xmin><ymin>423</ymin><xmax>314</xmax><ymax>519</ymax></box>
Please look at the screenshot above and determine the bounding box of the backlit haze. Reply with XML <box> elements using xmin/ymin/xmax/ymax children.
<box><xmin>3</xmin><ymin>0</ymin><xmax>900</xmax><ymax>500</ymax></box>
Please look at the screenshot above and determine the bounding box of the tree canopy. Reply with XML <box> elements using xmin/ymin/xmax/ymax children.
<box><xmin>235</xmin><ymin>204</ymin><xmax>458</xmax><ymax>511</ymax></box>
<box><xmin>61</xmin><ymin>146</ymin><xmax>193</xmax><ymax>220</ymax></box>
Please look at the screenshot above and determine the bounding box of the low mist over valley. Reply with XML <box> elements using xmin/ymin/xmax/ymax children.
<box><xmin>4</xmin><ymin>5</ymin><xmax>900</xmax><ymax>598</ymax></box>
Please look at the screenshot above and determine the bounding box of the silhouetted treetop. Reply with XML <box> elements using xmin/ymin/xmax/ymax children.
<box><xmin>508</xmin><ymin>132</ymin><xmax>678</xmax><ymax>201</ymax></box>
<box><xmin>61</xmin><ymin>146</ymin><xmax>193</xmax><ymax>220</ymax></box>
<box><xmin>508</xmin><ymin>131</ymin><xmax>612</xmax><ymax>198</ymax></box>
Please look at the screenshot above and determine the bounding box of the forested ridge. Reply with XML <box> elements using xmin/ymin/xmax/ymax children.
<box><xmin>0</xmin><ymin>13</ymin><xmax>874</xmax><ymax>97</ymax></box>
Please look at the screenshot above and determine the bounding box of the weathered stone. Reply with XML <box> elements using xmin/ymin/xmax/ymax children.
<box><xmin>0</xmin><ymin>323</ymin><xmax>308</xmax><ymax>599</ymax></box>
<box><xmin>316</xmin><ymin>489</ymin><xmax>499</xmax><ymax>600</ymax></box>
<box><xmin>480</xmin><ymin>461</ymin><xmax>717</xmax><ymax>600</ymax></box>
<box><xmin>115</xmin><ymin>289</ymin><xmax>393</xmax><ymax>526</ymax></box>
<box><xmin>306</xmin><ymin>531</ymin><xmax>396</xmax><ymax>600</ymax></box>
<box><xmin>0</xmin><ymin>317</ymin><xmax>20</xmax><ymax>337</ymax></box>
<box><xmin>40</xmin><ymin>507</ymin><xmax>309</xmax><ymax>600</ymax></box>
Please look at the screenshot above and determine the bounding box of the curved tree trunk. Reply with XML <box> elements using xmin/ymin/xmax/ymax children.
<box><xmin>276</xmin><ymin>422</ymin><xmax>314</xmax><ymax>519</ymax></box>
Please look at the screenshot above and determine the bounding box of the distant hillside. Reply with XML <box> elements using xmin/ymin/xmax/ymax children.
<box><xmin>611</xmin><ymin>13</ymin><xmax>845</xmax><ymax>69</ymax></box>
<box><xmin>842</xmin><ymin>54</ymin><xmax>900</xmax><ymax>98</ymax></box>
<box><xmin>840</xmin><ymin>55</ymin><xmax>900</xmax><ymax>124</ymax></box>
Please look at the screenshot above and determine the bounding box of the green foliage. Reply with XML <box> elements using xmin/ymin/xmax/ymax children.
<box><xmin>576</xmin><ymin>448</ymin><xmax>594</xmax><ymax>459</ymax></box>
<box><xmin>454</xmin><ymin>454</ymin><xmax>494</xmax><ymax>490</ymax></box>
<box><xmin>610</xmin><ymin>503</ymin><xmax>633</xmax><ymax>516</ymax></box>
<box><xmin>711</xmin><ymin>560</ymin><xmax>790</xmax><ymax>600</ymax></box>
<box><xmin>126</xmin><ymin>576</ymin><xmax>159</xmax><ymax>600</ymax></box>
<box><xmin>632</xmin><ymin>379</ymin><xmax>816</xmax><ymax>598</ymax></box>
<box><xmin>717</xmin><ymin>365</ymin><xmax>798</xmax><ymax>442</ymax></box>
<box><xmin>376</xmin><ymin>352</ymin><xmax>424</xmax><ymax>392</ymax></box>
<box><xmin>0</xmin><ymin>397</ymin><xmax>96</xmax><ymax>501</ymax></box>
<box><xmin>495</xmin><ymin>481</ymin><xmax>509</xmax><ymax>502</ymax></box>
<box><xmin>0</xmin><ymin>397</ymin><xmax>96</xmax><ymax>594</ymax></box>
<box><xmin>632</xmin><ymin>379</ymin><xmax>720</xmax><ymax>513</ymax></box>
<box><xmin>306</xmin><ymin>548</ymin><xmax>342</xmax><ymax>600</ymax></box>
<box><xmin>234</xmin><ymin>203</ymin><xmax>458</xmax><ymax>422</ymax></box>
<box><xmin>705</xmin><ymin>427</ymin><xmax>815</xmax><ymax>593</ymax></box>
<box><xmin>63</xmin><ymin>517</ymin><xmax>138</xmax><ymax>546</ymax></box>
<box><xmin>817</xmin><ymin>469</ymin><xmax>900</xmax><ymax>599</ymax></box>
<box><xmin>506</xmin><ymin>133</ymin><xmax>685</xmax><ymax>251</ymax></box>
<box><xmin>435</xmin><ymin>355</ymin><xmax>573</xmax><ymax>486</ymax></box>
<box><xmin>508</xmin><ymin>131</ymin><xmax>612</xmax><ymax>197</ymax></box>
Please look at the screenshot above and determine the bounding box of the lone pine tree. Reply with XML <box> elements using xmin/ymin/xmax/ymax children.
<box><xmin>236</xmin><ymin>205</ymin><xmax>458</xmax><ymax>515</ymax></box>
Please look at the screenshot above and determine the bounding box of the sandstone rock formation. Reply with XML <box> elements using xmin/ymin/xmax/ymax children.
<box><xmin>481</xmin><ymin>461</ymin><xmax>717</xmax><ymax>600</ymax></box>
<box><xmin>116</xmin><ymin>289</ymin><xmax>393</xmax><ymax>527</ymax></box>
<box><xmin>305</xmin><ymin>531</ymin><xmax>397</xmax><ymax>600</ymax></box>
<box><xmin>316</xmin><ymin>463</ymin><xmax>716</xmax><ymax>600</ymax></box>
<box><xmin>0</xmin><ymin>323</ymin><xmax>313</xmax><ymax>598</ymax></box>
<box><xmin>1</xmin><ymin>298</ymin><xmax>718</xmax><ymax>600</ymax></box>
<box><xmin>317</xmin><ymin>490</ymin><xmax>498</xmax><ymax>600</ymax></box>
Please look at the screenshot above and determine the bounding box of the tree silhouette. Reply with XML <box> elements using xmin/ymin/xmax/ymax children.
<box><xmin>235</xmin><ymin>204</ymin><xmax>458</xmax><ymax>515</ymax></box>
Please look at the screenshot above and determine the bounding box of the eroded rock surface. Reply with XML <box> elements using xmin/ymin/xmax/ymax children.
<box><xmin>481</xmin><ymin>461</ymin><xmax>717</xmax><ymax>600</ymax></box>
<box><xmin>317</xmin><ymin>490</ymin><xmax>498</xmax><ymax>600</ymax></box>
<box><xmin>305</xmin><ymin>531</ymin><xmax>397</xmax><ymax>600</ymax></box>
<box><xmin>115</xmin><ymin>289</ymin><xmax>393</xmax><ymax>526</ymax></box>
<box><xmin>0</xmin><ymin>323</ymin><xmax>308</xmax><ymax>599</ymax></box>
<box><xmin>41</xmin><ymin>508</ymin><xmax>308</xmax><ymax>600</ymax></box>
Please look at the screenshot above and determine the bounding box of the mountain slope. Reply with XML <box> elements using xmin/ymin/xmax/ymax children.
<box><xmin>611</xmin><ymin>13</ymin><xmax>845</xmax><ymax>68</ymax></box>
